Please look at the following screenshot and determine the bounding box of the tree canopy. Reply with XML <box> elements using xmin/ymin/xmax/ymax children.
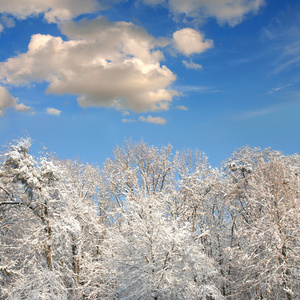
<box><xmin>0</xmin><ymin>138</ymin><xmax>299</xmax><ymax>299</ymax></box>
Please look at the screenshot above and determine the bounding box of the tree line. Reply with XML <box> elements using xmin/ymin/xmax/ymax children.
<box><xmin>0</xmin><ymin>138</ymin><xmax>299</xmax><ymax>299</ymax></box>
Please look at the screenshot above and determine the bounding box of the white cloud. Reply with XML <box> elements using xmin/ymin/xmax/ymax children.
<box><xmin>182</xmin><ymin>60</ymin><xmax>203</xmax><ymax>69</ymax></box>
<box><xmin>262</xmin><ymin>6</ymin><xmax>300</xmax><ymax>75</ymax></box>
<box><xmin>139</xmin><ymin>115</ymin><xmax>166</xmax><ymax>124</ymax></box>
<box><xmin>230</xmin><ymin>101</ymin><xmax>300</xmax><ymax>121</ymax></box>
<box><xmin>173</xmin><ymin>28</ymin><xmax>213</xmax><ymax>56</ymax></box>
<box><xmin>15</xmin><ymin>102</ymin><xmax>31</xmax><ymax>112</ymax></box>
<box><xmin>176</xmin><ymin>105</ymin><xmax>189</xmax><ymax>111</ymax></box>
<box><xmin>122</xmin><ymin>118</ymin><xmax>136</xmax><ymax>123</ymax></box>
<box><xmin>267</xmin><ymin>84</ymin><xmax>292</xmax><ymax>95</ymax></box>
<box><xmin>1</xmin><ymin>15</ymin><xmax>15</xmax><ymax>28</ymax></box>
<box><xmin>0</xmin><ymin>86</ymin><xmax>31</xmax><ymax>116</ymax></box>
<box><xmin>232</xmin><ymin>106</ymin><xmax>277</xmax><ymax>121</ymax></box>
<box><xmin>175</xmin><ymin>85</ymin><xmax>219</xmax><ymax>93</ymax></box>
<box><xmin>0</xmin><ymin>0</ymin><xmax>265</xmax><ymax>27</ymax></box>
<box><xmin>47</xmin><ymin>107</ymin><xmax>61</xmax><ymax>116</ymax></box>
<box><xmin>0</xmin><ymin>17</ymin><xmax>177</xmax><ymax>113</ymax></box>
<box><xmin>168</xmin><ymin>0</ymin><xmax>265</xmax><ymax>26</ymax></box>
<box><xmin>0</xmin><ymin>0</ymin><xmax>122</xmax><ymax>23</ymax></box>
<box><xmin>0</xmin><ymin>24</ymin><xmax>3</xmax><ymax>35</ymax></box>
<box><xmin>122</xmin><ymin>111</ymin><xmax>130</xmax><ymax>116</ymax></box>
<box><xmin>139</xmin><ymin>0</ymin><xmax>166</xmax><ymax>5</ymax></box>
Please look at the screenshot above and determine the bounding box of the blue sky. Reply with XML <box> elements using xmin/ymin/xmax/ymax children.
<box><xmin>0</xmin><ymin>0</ymin><xmax>299</xmax><ymax>166</ymax></box>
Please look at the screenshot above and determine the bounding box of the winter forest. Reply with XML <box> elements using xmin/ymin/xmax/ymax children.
<box><xmin>0</xmin><ymin>138</ymin><xmax>299</xmax><ymax>300</ymax></box>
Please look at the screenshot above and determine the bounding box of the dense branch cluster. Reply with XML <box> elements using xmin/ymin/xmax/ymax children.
<box><xmin>0</xmin><ymin>138</ymin><xmax>299</xmax><ymax>299</ymax></box>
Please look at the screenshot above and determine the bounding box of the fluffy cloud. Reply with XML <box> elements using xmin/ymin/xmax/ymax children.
<box><xmin>139</xmin><ymin>115</ymin><xmax>166</xmax><ymax>124</ymax></box>
<box><xmin>0</xmin><ymin>0</ymin><xmax>122</xmax><ymax>23</ymax></box>
<box><xmin>139</xmin><ymin>0</ymin><xmax>166</xmax><ymax>5</ymax></box>
<box><xmin>47</xmin><ymin>107</ymin><xmax>61</xmax><ymax>115</ymax></box>
<box><xmin>142</xmin><ymin>0</ymin><xmax>265</xmax><ymax>26</ymax></box>
<box><xmin>0</xmin><ymin>17</ymin><xmax>177</xmax><ymax>113</ymax></box>
<box><xmin>0</xmin><ymin>86</ymin><xmax>30</xmax><ymax>116</ymax></box>
<box><xmin>122</xmin><ymin>111</ymin><xmax>130</xmax><ymax>117</ymax></box>
<box><xmin>173</xmin><ymin>28</ymin><xmax>213</xmax><ymax>56</ymax></box>
<box><xmin>122</xmin><ymin>118</ymin><xmax>136</xmax><ymax>123</ymax></box>
<box><xmin>183</xmin><ymin>60</ymin><xmax>203</xmax><ymax>69</ymax></box>
<box><xmin>0</xmin><ymin>24</ymin><xmax>3</xmax><ymax>35</ymax></box>
<box><xmin>176</xmin><ymin>105</ymin><xmax>189</xmax><ymax>111</ymax></box>
<box><xmin>1</xmin><ymin>15</ymin><xmax>15</xmax><ymax>28</ymax></box>
<box><xmin>0</xmin><ymin>0</ymin><xmax>265</xmax><ymax>26</ymax></box>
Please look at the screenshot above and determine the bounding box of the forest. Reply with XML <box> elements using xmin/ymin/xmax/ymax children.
<box><xmin>0</xmin><ymin>138</ymin><xmax>299</xmax><ymax>300</ymax></box>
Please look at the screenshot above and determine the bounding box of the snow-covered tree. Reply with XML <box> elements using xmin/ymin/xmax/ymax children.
<box><xmin>229</xmin><ymin>157</ymin><xmax>299</xmax><ymax>299</ymax></box>
<box><xmin>0</xmin><ymin>138</ymin><xmax>110</xmax><ymax>299</ymax></box>
<box><xmin>109</xmin><ymin>192</ymin><xmax>224</xmax><ymax>299</ymax></box>
<box><xmin>100</xmin><ymin>140</ymin><xmax>224</xmax><ymax>299</ymax></box>
<box><xmin>1</xmin><ymin>138</ymin><xmax>299</xmax><ymax>299</ymax></box>
<box><xmin>223</xmin><ymin>147</ymin><xmax>300</xmax><ymax>299</ymax></box>
<box><xmin>0</xmin><ymin>138</ymin><xmax>52</xmax><ymax>298</ymax></box>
